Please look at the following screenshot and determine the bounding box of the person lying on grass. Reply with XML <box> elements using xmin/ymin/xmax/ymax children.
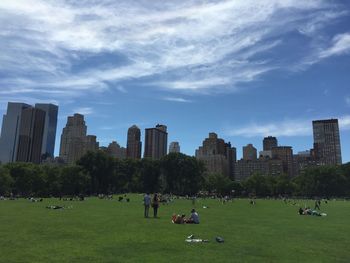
<box><xmin>298</xmin><ymin>207</ymin><xmax>326</xmax><ymax>216</ymax></box>
<box><xmin>172</xmin><ymin>214</ymin><xmax>186</xmax><ymax>224</ymax></box>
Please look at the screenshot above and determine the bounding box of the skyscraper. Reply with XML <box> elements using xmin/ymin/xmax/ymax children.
<box><xmin>35</xmin><ymin>103</ymin><xmax>58</xmax><ymax>158</ymax></box>
<box><xmin>0</xmin><ymin>102</ymin><xmax>58</xmax><ymax>164</ymax></box>
<box><xmin>263</xmin><ymin>136</ymin><xmax>278</xmax><ymax>151</ymax></box>
<box><xmin>0</xmin><ymin>102</ymin><xmax>31</xmax><ymax>163</ymax></box>
<box><xmin>16</xmin><ymin>107</ymin><xmax>46</xmax><ymax>164</ymax></box>
<box><xmin>126</xmin><ymin>125</ymin><xmax>142</xmax><ymax>159</ymax></box>
<box><xmin>169</xmin><ymin>141</ymin><xmax>180</xmax><ymax>153</ymax></box>
<box><xmin>312</xmin><ymin>119</ymin><xmax>342</xmax><ymax>165</ymax></box>
<box><xmin>144</xmin><ymin>124</ymin><xmax>168</xmax><ymax>159</ymax></box>
<box><xmin>243</xmin><ymin>144</ymin><xmax>257</xmax><ymax>161</ymax></box>
<box><xmin>59</xmin><ymin>114</ymin><xmax>98</xmax><ymax>164</ymax></box>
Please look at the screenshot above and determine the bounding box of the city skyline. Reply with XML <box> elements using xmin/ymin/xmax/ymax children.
<box><xmin>0</xmin><ymin>0</ymin><xmax>349</xmax><ymax>162</ymax></box>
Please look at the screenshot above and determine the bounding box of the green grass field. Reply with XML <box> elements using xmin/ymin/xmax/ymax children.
<box><xmin>0</xmin><ymin>195</ymin><xmax>350</xmax><ymax>263</ymax></box>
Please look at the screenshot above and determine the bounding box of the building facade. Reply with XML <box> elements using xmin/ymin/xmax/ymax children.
<box><xmin>144</xmin><ymin>124</ymin><xmax>168</xmax><ymax>159</ymax></box>
<box><xmin>195</xmin><ymin>133</ymin><xmax>236</xmax><ymax>178</ymax></box>
<box><xmin>35</xmin><ymin>103</ymin><xmax>58</xmax><ymax>158</ymax></box>
<box><xmin>16</xmin><ymin>108</ymin><xmax>46</xmax><ymax>164</ymax></box>
<box><xmin>243</xmin><ymin>144</ymin><xmax>257</xmax><ymax>161</ymax></box>
<box><xmin>106</xmin><ymin>141</ymin><xmax>126</xmax><ymax>159</ymax></box>
<box><xmin>271</xmin><ymin>146</ymin><xmax>294</xmax><ymax>177</ymax></box>
<box><xmin>59</xmin><ymin>114</ymin><xmax>98</xmax><ymax>164</ymax></box>
<box><xmin>169</xmin><ymin>141</ymin><xmax>180</xmax><ymax>153</ymax></box>
<box><xmin>126</xmin><ymin>125</ymin><xmax>142</xmax><ymax>159</ymax></box>
<box><xmin>263</xmin><ymin>136</ymin><xmax>278</xmax><ymax>151</ymax></box>
<box><xmin>312</xmin><ymin>119</ymin><xmax>342</xmax><ymax>165</ymax></box>
<box><xmin>0</xmin><ymin>102</ymin><xmax>31</xmax><ymax>163</ymax></box>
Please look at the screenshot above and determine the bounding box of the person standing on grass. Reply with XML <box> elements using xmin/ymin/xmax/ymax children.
<box><xmin>152</xmin><ymin>193</ymin><xmax>160</xmax><ymax>218</ymax></box>
<box><xmin>143</xmin><ymin>193</ymin><xmax>151</xmax><ymax>218</ymax></box>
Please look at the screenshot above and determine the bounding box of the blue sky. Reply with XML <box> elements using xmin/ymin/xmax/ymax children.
<box><xmin>0</xmin><ymin>0</ymin><xmax>349</xmax><ymax>162</ymax></box>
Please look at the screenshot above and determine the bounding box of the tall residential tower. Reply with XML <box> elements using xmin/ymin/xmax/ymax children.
<box><xmin>126</xmin><ymin>125</ymin><xmax>142</xmax><ymax>159</ymax></box>
<box><xmin>144</xmin><ymin>124</ymin><xmax>168</xmax><ymax>159</ymax></box>
<box><xmin>312</xmin><ymin>119</ymin><xmax>342</xmax><ymax>165</ymax></box>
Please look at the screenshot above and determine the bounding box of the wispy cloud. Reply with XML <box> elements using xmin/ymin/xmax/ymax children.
<box><xmin>73</xmin><ymin>107</ymin><xmax>94</xmax><ymax>115</ymax></box>
<box><xmin>319</xmin><ymin>33</ymin><xmax>350</xmax><ymax>58</ymax></box>
<box><xmin>345</xmin><ymin>96</ymin><xmax>350</xmax><ymax>106</ymax></box>
<box><xmin>162</xmin><ymin>97</ymin><xmax>192</xmax><ymax>103</ymax></box>
<box><xmin>225</xmin><ymin>115</ymin><xmax>350</xmax><ymax>138</ymax></box>
<box><xmin>0</xmin><ymin>0</ymin><xmax>349</xmax><ymax>102</ymax></box>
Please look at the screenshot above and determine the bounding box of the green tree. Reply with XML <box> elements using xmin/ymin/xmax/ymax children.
<box><xmin>60</xmin><ymin>166</ymin><xmax>90</xmax><ymax>195</ymax></box>
<box><xmin>0</xmin><ymin>166</ymin><xmax>13</xmax><ymax>195</ymax></box>
<box><xmin>161</xmin><ymin>153</ymin><xmax>205</xmax><ymax>195</ymax></box>
<box><xmin>205</xmin><ymin>173</ymin><xmax>234</xmax><ymax>196</ymax></box>
<box><xmin>77</xmin><ymin>151</ymin><xmax>115</xmax><ymax>193</ymax></box>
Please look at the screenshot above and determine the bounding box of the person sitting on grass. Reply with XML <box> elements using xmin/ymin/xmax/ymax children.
<box><xmin>186</xmin><ymin>209</ymin><xmax>200</xmax><ymax>224</ymax></box>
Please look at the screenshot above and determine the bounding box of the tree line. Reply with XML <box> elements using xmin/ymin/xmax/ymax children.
<box><xmin>0</xmin><ymin>151</ymin><xmax>349</xmax><ymax>197</ymax></box>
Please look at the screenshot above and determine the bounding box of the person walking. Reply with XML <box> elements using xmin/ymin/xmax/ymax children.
<box><xmin>144</xmin><ymin>193</ymin><xmax>151</xmax><ymax>218</ymax></box>
<box><xmin>152</xmin><ymin>193</ymin><xmax>160</xmax><ymax>218</ymax></box>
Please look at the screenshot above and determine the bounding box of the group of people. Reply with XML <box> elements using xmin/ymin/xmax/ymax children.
<box><xmin>143</xmin><ymin>193</ymin><xmax>160</xmax><ymax>218</ymax></box>
<box><xmin>172</xmin><ymin>209</ymin><xmax>200</xmax><ymax>224</ymax></box>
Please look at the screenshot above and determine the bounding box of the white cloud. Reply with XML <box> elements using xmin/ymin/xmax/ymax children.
<box><xmin>0</xmin><ymin>0</ymin><xmax>348</xmax><ymax>101</ymax></box>
<box><xmin>162</xmin><ymin>97</ymin><xmax>192</xmax><ymax>103</ymax></box>
<box><xmin>339</xmin><ymin>115</ymin><xmax>350</xmax><ymax>130</ymax></box>
<box><xmin>73</xmin><ymin>107</ymin><xmax>94</xmax><ymax>115</ymax></box>
<box><xmin>345</xmin><ymin>96</ymin><xmax>350</xmax><ymax>106</ymax></box>
<box><xmin>226</xmin><ymin>115</ymin><xmax>350</xmax><ymax>138</ymax></box>
<box><xmin>319</xmin><ymin>33</ymin><xmax>350</xmax><ymax>58</ymax></box>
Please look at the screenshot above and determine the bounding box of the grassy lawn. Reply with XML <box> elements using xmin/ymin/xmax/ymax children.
<box><xmin>0</xmin><ymin>195</ymin><xmax>349</xmax><ymax>263</ymax></box>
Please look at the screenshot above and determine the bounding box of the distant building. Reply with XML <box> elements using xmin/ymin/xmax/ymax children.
<box><xmin>195</xmin><ymin>133</ymin><xmax>236</xmax><ymax>178</ymax></box>
<box><xmin>0</xmin><ymin>102</ymin><xmax>58</xmax><ymax>164</ymax></box>
<box><xmin>312</xmin><ymin>119</ymin><xmax>342</xmax><ymax>165</ymax></box>
<box><xmin>272</xmin><ymin>146</ymin><xmax>294</xmax><ymax>177</ymax></box>
<box><xmin>235</xmin><ymin>157</ymin><xmax>283</xmax><ymax>181</ymax></box>
<box><xmin>144</xmin><ymin>124</ymin><xmax>168</xmax><ymax>159</ymax></box>
<box><xmin>59</xmin><ymin>114</ymin><xmax>98</xmax><ymax>164</ymax></box>
<box><xmin>293</xmin><ymin>150</ymin><xmax>318</xmax><ymax>176</ymax></box>
<box><xmin>126</xmin><ymin>125</ymin><xmax>142</xmax><ymax>159</ymax></box>
<box><xmin>263</xmin><ymin>136</ymin><xmax>278</xmax><ymax>151</ymax></box>
<box><xmin>169</xmin><ymin>141</ymin><xmax>180</xmax><ymax>153</ymax></box>
<box><xmin>243</xmin><ymin>144</ymin><xmax>257</xmax><ymax>161</ymax></box>
<box><xmin>259</xmin><ymin>150</ymin><xmax>272</xmax><ymax>159</ymax></box>
<box><xmin>106</xmin><ymin>141</ymin><xmax>126</xmax><ymax>159</ymax></box>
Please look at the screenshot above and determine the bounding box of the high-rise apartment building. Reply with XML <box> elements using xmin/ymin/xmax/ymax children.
<box><xmin>144</xmin><ymin>124</ymin><xmax>168</xmax><ymax>159</ymax></box>
<box><xmin>0</xmin><ymin>102</ymin><xmax>58</xmax><ymax>164</ymax></box>
<box><xmin>195</xmin><ymin>133</ymin><xmax>236</xmax><ymax>178</ymax></box>
<box><xmin>35</xmin><ymin>103</ymin><xmax>58</xmax><ymax>158</ymax></box>
<box><xmin>243</xmin><ymin>144</ymin><xmax>257</xmax><ymax>161</ymax></box>
<box><xmin>169</xmin><ymin>141</ymin><xmax>180</xmax><ymax>153</ymax></box>
<box><xmin>59</xmin><ymin>114</ymin><xmax>98</xmax><ymax>164</ymax></box>
<box><xmin>263</xmin><ymin>136</ymin><xmax>278</xmax><ymax>151</ymax></box>
<box><xmin>16</xmin><ymin>108</ymin><xmax>46</xmax><ymax>164</ymax></box>
<box><xmin>126</xmin><ymin>125</ymin><xmax>141</xmax><ymax>159</ymax></box>
<box><xmin>312</xmin><ymin>119</ymin><xmax>342</xmax><ymax>165</ymax></box>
